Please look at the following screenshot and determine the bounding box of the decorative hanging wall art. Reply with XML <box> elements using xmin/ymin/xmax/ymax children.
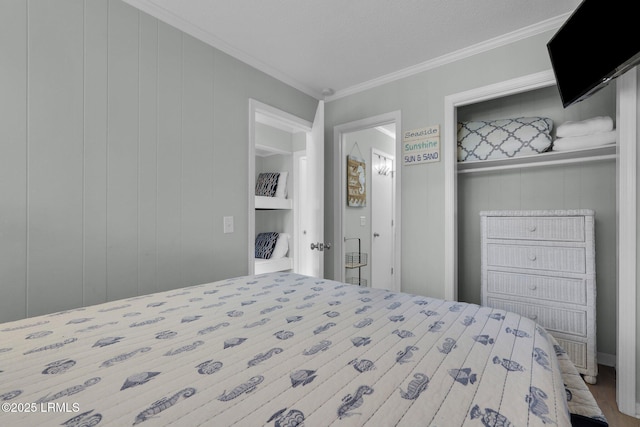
<box><xmin>347</xmin><ymin>154</ymin><xmax>366</xmax><ymax>207</ymax></box>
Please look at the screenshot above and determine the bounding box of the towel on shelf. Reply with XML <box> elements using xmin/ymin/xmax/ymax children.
<box><xmin>556</xmin><ymin>116</ymin><xmax>614</xmax><ymax>138</ymax></box>
<box><xmin>552</xmin><ymin>130</ymin><xmax>616</xmax><ymax>151</ymax></box>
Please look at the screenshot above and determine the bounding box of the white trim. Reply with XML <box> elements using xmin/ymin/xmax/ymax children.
<box><xmin>251</xmin><ymin>100</ymin><xmax>313</xmax><ymax>133</ymax></box>
<box><xmin>333</xmin><ymin>112</ymin><xmax>402</xmax><ymax>291</ymax></box>
<box><xmin>444</xmin><ymin>68</ymin><xmax>638</xmax><ymax>416</ymax></box>
<box><xmin>327</xmin><ymin>15</ymin><xmax>569</xmax><ymax>102</ymax></box>
<box><xmin>616</xmin><ymin>69</ymin><xmax>637</xmax><ymax>417</ymax></box>
<box><xmin>457</xmin><ymin>145</ymin><xmax>617</xmax><ymax>174</ymax></box>
<box><xmin>248</xmin><ymin>99</ymin><xmax>313</xmax><ymax>277</ymax></box>
<box><xmin>122</xmin><ymin>0</ymin><xmax>322</xmax><ymax>100</ymax></box>
<box><xmin>374</xmin><ymin>125</ymin><xmax>396</xmax><ymax>139</ymax></box>
<box><xmin>457</xmin><ymin>153</ymin><xmax>616</xmax><ymax>174</ymax></box>
<box><xmin>443</xmin><ymin>70</ymin><xmax>556</xmax><ymax>301</ymax></box>
<box><xmin>123</xmin><ymin>0</ymin><xmax>568</xmax><ymax>102</ymax></box>
<box><xmin>292</xmin><ymin>150</ymin><xmax>305</xmax><ymax>274</ymax></box>
<box><xmin>597</xmin><ymin>352</ymin><xmax>616</xmax><ymax>368</ymax></box>
<box><xmin>248</xmin><ymin>103</ymin><xmax>257</xmax><ymax>276</ymax></box>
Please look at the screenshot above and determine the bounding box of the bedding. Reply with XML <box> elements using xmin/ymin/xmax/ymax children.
<box><xmin>275</xmin><ymin>171</ymin><xmax>288</xmax><ymax>198</ymax></box>
<box><xmin>556</xmin><ymin>116</ymin><xmax>613</xmax><ymax>138</ymax></box>
<box><xmin>255</xmin><ymin>232</ymin><xmax>280</xmax><ymax>259</ymax></box>
<box><xmin>255</xmin><ymin>172</ymin><xmax>281</xmax><ymax>197</ymax></box>
<box><xmin>255</xmin><ymin>232</ymin><xmax>289</xmax><ymax>260</ymax></box>
<box><xmin>255</xmin><ymin>172</ymin><xmax>288</xmax><ymax>198</ymax></box>
<box><xmin>552</xmin><ymin>131</ymin><xmax>616</xmax><ymax>152</ymax></box>
<box><xmin>0</xmin><ymin>273</ymin><xmax>607</xmax><ymax>426</ymax></box>
<box><xmin>271</xmin><ymin>233</ymin><xmax>290</xmax><ymax>259</ymax></box>
<box><xmin>458</xmin><ymin>117</ymin><xmax>554</xmax><ymax>162</ymax></box>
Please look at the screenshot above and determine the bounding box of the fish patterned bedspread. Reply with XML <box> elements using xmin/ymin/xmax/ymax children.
<box><xmin>0</xmin><ymin>273</ymin><xmax>607</xmax><ymax>426</ymax></box>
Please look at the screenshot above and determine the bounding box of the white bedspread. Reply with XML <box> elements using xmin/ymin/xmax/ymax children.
<box><xmin>0</xmin><ymin>273</ymin><xmax>604</xmax><ymax>426</ymax></box>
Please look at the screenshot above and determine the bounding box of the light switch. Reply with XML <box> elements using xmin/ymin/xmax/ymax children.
<box><xmin>360</xmin><ymin>216</ymin><xmax>366</xmax><ymax>226</ymax></box>
<box><xmin>223</xmin><ymin>216</ymin><xmax>234</xmax><ymax>233</ymax></box>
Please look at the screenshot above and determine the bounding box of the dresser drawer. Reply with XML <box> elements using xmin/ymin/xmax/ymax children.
<box><xmin>487</xmin><ymin>244</ymin><xmax>586</xmax><ymax>274</ymax></box>
<box><xmin>486</xmin><ymin>216</ymin><xmax>585</xmax><ymax>242</ymax></box>
<box><xmin>486</xmin><ymin>297</ymin><xmax>587</xmax><ymax>337</ymax></box>
<box><xmin>480</xmin><ymin>210</ymin><xmax>596</xmax><ymax>380</ymax></box>
<box><xmin>555</xmin><ymin>338</ymin><xmax>587</xmax><ymax>370</ymax></box>
<box><xmin>486</xmin><ymin>271</ymin><xmax>587</xmax><ymax>305</ymax></box>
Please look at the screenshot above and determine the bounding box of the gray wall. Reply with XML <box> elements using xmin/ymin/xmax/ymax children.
<box><xmin>325</xmin><ymin>31</ymin><xmax>560</xmax><ymax>296</ymax></box>
<box><xmin>0</xmin><ymin>0</ymin><xmax>317</xmax><ymax>323</ymax></box>
<box><xmin>324</xmin><ymin>30</ymin><xmax>619</xmax><ymax>356</ymax></box>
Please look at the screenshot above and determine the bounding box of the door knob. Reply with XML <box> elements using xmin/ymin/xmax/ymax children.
<box><xmin>310</xmin><ymin>242</ymin><xmax>332</xmax><ymax>251</ymax></box>
<box><xmin>373</xmin><ymin>232</ymin><xmax>380</xmax><ymax>237</ymax></box>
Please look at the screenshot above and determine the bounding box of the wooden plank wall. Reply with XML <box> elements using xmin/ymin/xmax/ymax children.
<box><xmin>0</xmin><ymin>0</ymin><xmax>316</xmax><ymax>322</ymax></box>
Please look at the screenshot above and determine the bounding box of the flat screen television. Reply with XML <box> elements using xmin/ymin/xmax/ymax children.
<box><xmin>547</xmin><ymin>0</ymin><xmax>640</xmax><ymax>108</ymax></box>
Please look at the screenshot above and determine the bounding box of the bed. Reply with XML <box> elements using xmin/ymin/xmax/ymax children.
<box><xmin>0</xmin><ymin>272</ymin><xmax>607</xmax><ymax>426</ymax></box>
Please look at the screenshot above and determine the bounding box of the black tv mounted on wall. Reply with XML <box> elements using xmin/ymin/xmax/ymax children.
<box><xmin>547</xmin><ymin>0</ymin><xmax>640</xmax><ymax>108</ymax></box>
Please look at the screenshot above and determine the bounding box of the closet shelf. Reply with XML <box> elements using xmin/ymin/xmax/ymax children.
<box><xmin>457</xmin><ymin>144</ymin><xmax>616</xmax><ymax>174</ymax></box>
<box><xmin>255</xmin><ymin>196</ymin><xmax>292</xmax><ymax>210</ymax></box>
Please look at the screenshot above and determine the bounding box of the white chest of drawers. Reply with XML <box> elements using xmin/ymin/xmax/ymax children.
<box><xmin>480</xmin><ymin>210</ymin><xmax>597</xmax><ymax>384</ymax></box>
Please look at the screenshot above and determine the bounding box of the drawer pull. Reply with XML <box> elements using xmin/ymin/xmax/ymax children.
<box><xmin>528</xmin><ymin>253</ymin><xmax>537</xmax><ymax>261</ymax></box>
<box><xmin>528</xmin><ymin>225</ymin><xmax>537</xmax><ymax>232</ymax></box>
<box><xmin>528</xmin><ymin>285</ymin><xmax>537</xmax><ymax>291</ymax></box>
<box><xmin>528</xmin><ymin>314</ymin><xmax>538</xmax><ymax>321</ymax></box>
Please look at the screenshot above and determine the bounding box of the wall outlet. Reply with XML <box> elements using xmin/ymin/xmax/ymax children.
<box><xmin>223</xmin><ymin>216</ymin><xmax>234</xmax><ymax>233</ymax></box>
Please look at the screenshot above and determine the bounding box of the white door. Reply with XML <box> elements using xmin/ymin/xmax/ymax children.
<box><xmin>371</xmin><ymin>149</ymin><xmax>395</xmax><ymax>290</ymax></box>
<box><xmin>305</xmin><ymin>101</ymin><xmax>325</xmax><ymax>278</ymax></box>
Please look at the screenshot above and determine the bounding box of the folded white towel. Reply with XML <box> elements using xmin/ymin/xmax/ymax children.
<box><xmin>552</xmin><ymin>130</ymin><xmax>616</xmax><ymax>151</ymax></box>
<box><xmin>556</xmin><ymin>116</ymin><xmax>614</xmax><ymax>138</ymax></box>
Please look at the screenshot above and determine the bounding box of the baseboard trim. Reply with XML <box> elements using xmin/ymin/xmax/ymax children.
<box><xmin>597</xmin><ymin>352</ymin><xmax>616</xmax><ymax>368</ymax></box>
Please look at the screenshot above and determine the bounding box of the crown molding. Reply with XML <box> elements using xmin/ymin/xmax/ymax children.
<box><xmin>122</xmin><ymin>0</ymin><xmax>323</xmax><ymax>100</ymax></box>
<box><xmin>325</xmin><ymin>13</ymin><xmax>570</xmax><ymax>102</ymax></box>
<box><xmin>122</xmin><ymin>0</ymin><xmax>569</xmax><ymax>103</ymax></box>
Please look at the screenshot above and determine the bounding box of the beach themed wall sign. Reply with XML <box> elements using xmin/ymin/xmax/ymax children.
<box><xmin>403</xmin><ymin>125</ymin><xmax>440</xmax><ymax>165</ymax></box>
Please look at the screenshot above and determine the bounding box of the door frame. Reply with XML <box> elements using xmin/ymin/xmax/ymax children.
<box><xmin>333</xmin><ymin>111</ymin><xmax>402</xmax><ymax>291</ymax></box>
<box><xmin>292</xmin><ymin>150</ymin><xmax>306</xmax><ymax>273</ymax></box>
<box><xmin>443</xmin><ymin>69</ymin><xmax>638</xmax><ymax>416</ymax></box>
<box><xmin>615</xmin><ymin>69</ymin><xmax>637</xmax><ymax>416</ymax></box>
<box><xmin>248</xmin><ymin>99</ymin><xmax>313</xmax><ymax>275</ymax></box>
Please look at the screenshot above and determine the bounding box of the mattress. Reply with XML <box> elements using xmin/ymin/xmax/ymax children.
<box><xmin>0</xmin><ymin>272</ymin><xmax>607</xmax><ymax>426</ymax></box>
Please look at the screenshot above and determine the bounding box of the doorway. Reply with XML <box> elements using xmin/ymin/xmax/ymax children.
<box><xmin>333</xmin><ymin>112</ymin><xmax>401</xmax><ymax>292</ymax></box>
<box><xmin>443</xmin><ymin>70</ymin><xmax>639</xmax><ymax>415</ymax></box>
<box><xmin>371</xmin><ymin>148</ymin><xmax>395</xmax><ymax>290</ymax></box>
<box><xmin>248</xmin><ymin>99</ymin><xmax>325</xmax><ymax>278</ymax></box>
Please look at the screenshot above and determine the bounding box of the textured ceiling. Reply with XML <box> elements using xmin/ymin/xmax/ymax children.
<box><xmin>123</xmin><ymin>0</ymin><xmax>582</xmax><ymax>99</ymax></box>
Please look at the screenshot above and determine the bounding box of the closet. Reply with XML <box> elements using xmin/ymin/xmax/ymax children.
<box><xmin>453</xmin><ymin>73</ymin><xmax>617</xmax><ymax>375</ymax></box>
